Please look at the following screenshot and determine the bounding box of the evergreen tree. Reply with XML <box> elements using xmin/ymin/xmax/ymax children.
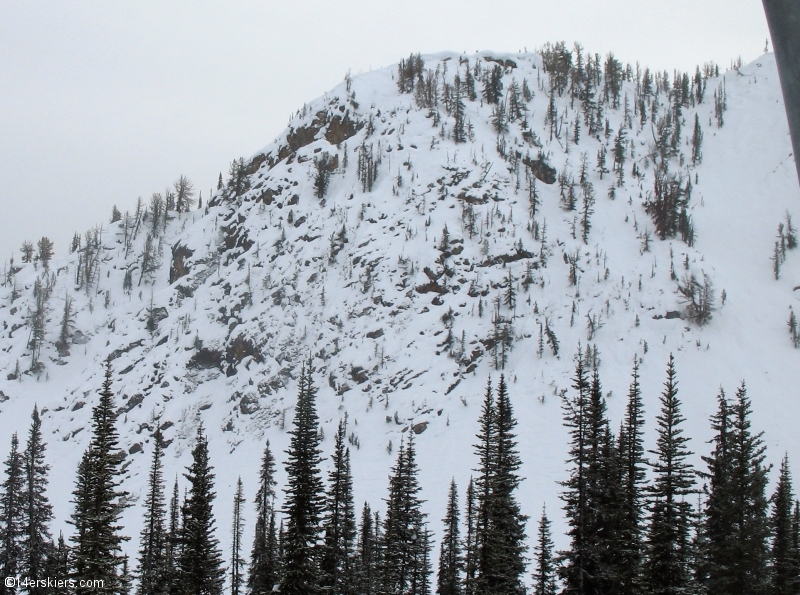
<box><xmin>492</xmin><ymin>101</ymin><xmax>508</xmax><ymax>134</ymax></box>
<box><xmin>47</xmin><ymin>533</ymin><xmax>70</xmax><ymax>595</ymax></box>
<box><xmin>616</xmin><ymin>360</ymin><xmax>647</xmax><ymax>595</ymax></box>
<box><xmin>174</xmin><ymin>175</ymin><xmax>196</xmax><ymax>213</ymax></box>
<box><xmin>473</xmin><ymin>379</ymin><xmax>496</xmax><ymax>589</ymax></box>
<box><xmin>138</xmin><ymin>233</ymin><xmax>160</xmax><ymax>286</ymax></box>
<box><xmin>313</xmin><ymin>154</ymin><xmax>332</xmax><ymax>199</ymax></box>
<box><xmin>437</xmin><ymin>479</ymin><xmax>463</xmax><ymax>595</ymax></box>
<box><xmin>21</xmin><ymin>406</ymin><xmax>54</xmax><ymax>592</ymax></box>
<box><xmin>769</xmin><ymin>455</ymin><xmax>798</xmax><ymax>595</ymax></box>
<box><xmin>0</xmin><ymin>434</ymin><xmax>25</xmax><ymax>595</ymax></box>
<box><xmin>231</xmin><ymin>477</ymin><xmax>246</xmax><ymax>595</ymax></box>
<box><xmin>580</xmin><ymin>182</ymin><xmax>595</xmax><ymax>243</ymax></box>
<box><xmin>587</xmin><ymin>370</ymin><xmax>625</xmax><ymax>594</ymax></box>
<box><xmin>701</xmin><ymin>383</ymin><xmax>771</xmax><ymax>595</ymax></box>
<box><xmin>135</xmin><ymin>431</ymin><xmax>167</xmax><ymax>595</ymax></box>
<box><xmin>410</xmin><ymin>527</ymin><xmax>433</xmax><ymax>595</ymax></box>
<box><xmin>354</xmin><ymin>503</ymin><xmax>380</xmax><ymax>595</ymax></box>
<box><xmin>69</xmin><ymin>362</ymin><xmax>130</xmax><ymax>595</ymax></box>
<box><xmin>785</xmin><ymin>212</ymin><xmax>798</xmax><ymax>250</ymax></box>
<box><xmin>248</xmin><ymin>441</ymin><xmax>278</xmax><ymax>595</ymax></box>
<box><xmin>691</xmin><ymin>114</ymin><xmax>703</xmax><ymax>165</ymax></box>
<box><xmin>644</xmin><ymin>355</ymin><xmax>696</xmax><ymax>595</ymax></box>
<box><xmin>321</xmin><ymin>417</ymin><xmax>357</xmax><ymax>595</ymax></box>
<box><xmin>36</xmin><ymin>237</ymin><xmax>54</xmax><ymax>270</ymax></box>
<box><xmin>700</xmin><ymin>390</ymin><xmax>734</xmax><ymax>595</ymax></box>
<box><xmin>20</xmin><ymin>241</ymin><xmax>34</xmax><ymax>264</ymax></box>
<box><xmin>453</xmin><ymin>76</ymin><xmax>467</xmax><ymax>144</ymax></box>
<box><xmin>532</xmin><ymin>506</ymin><xmax>557</xmax><ymax>595</ymax></box>
<box><xmin>56</xmin><ymin>294</ymin><xmax>75</xmax><ymax>357</ymax></box>
<box><xmin>558</xmin><ymin>348</ymin><xmax>591</xmax><ymax>595</ymax></box>
<box><xmin>381</xmin><ymin>435</ymin><xmax>430</xmax><ymax>595</ymax></box>
<box><xmin>731</xmin><ymin>383</ymin><xmax>771</xmax><ymax>591</ymax></box>
<box><xmin>179</xmin><ymin>427</ymin><xmax>226</xmax><ymax>595</ymax></box>
<box><xmin>165</xmin><ymin>478</ymin><xmax>182</xmax><ymax>595</ymax></box>
<box><xmin>281</xmin><ymin>363</ymin><xmax>325</xmax><ymax>595</ymax></box>
<box><xmin>462</xmin><ymin>479</ymin><xmax>478</xmax><ymax>595</ymax></box>
<box><xmin>792</xmin><ymin>501</ymin><xmax>800</xmax><ymax>592</ymax></box>
<box><xmin>480</xmin><ymin>374</ymin><xmax>527</xmax><ymax>594</ymax></box>
<box><xmin>120</xmin><ymin>555</ymin><xmax>133</xmax><ymax>595</ymax></box>
<box><xmin>730</xmin><ymin>383</ymin><xmax>770</xmax><ymax>593</ymax></box>
<box><xmin>482</xmin><ymin>65</ymin><xmax>503</xmax><ymax>105</ymax></box>
<box><xmin>149</xmin><ymin>193</ymin><xmax>164</xmax><ymax>235</ymax></box>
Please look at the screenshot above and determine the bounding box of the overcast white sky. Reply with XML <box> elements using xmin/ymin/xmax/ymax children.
<box><xmin>0</xmin><ymin>1</ymin><xmax>771</xmax><ymax>262</ymax></box>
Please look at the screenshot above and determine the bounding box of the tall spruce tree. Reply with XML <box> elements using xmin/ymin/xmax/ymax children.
<box><xmin>21</xmin><ymin>405</ymin><xmax>53</xmax><ymax>594</ymax></box>
<box><xmin>381</xmin><ymin>434</ymin><xmax>430</xmax><ymax>595</ymax></box>
<box><xmin>701</xmin><ymin>383</ymin><xmax>771</xmax><ymax>595</ymax></box>
<box><xmin>281</xmin><ymin>363</ymin><xmax>325</xmax><ymax>595</ymax></box>
<box><xmin>700</xmin><ymin>389</ymin><xmax>734</xmax><ymax>595</ymax></box>
<box><xmin>321</xmin><ymin>417</ymin><xmax>357</xmax><ymax>595</ymax></box>
<box><xmin>532</xmin><ymin>506</ymin><xmax>557</xmax><ymax>595</ymax></box>
<box><xmin>231</xmin><ymin>477</ymin><xmax>246</xmax><ymax>595</ymax></box>
<box><xmin>769</xmin><ymin>455</ymin><xmax>798</xmax><ymax>595</ymax></box>
<box><xmin>248</xmin><ymin>441</ymin><xmax>278</xmax><ymax>595</ymax></box>
<box><xmin>410</xmin><ymin>526</ymin><xmax>433</xmax><ymax>595</ymax></box>
<box><xmin>179</xmin><ymin>426</ymin><xmax>226</xmax><ymax>595</ymax></box>
<box><xmin>462</xmin><ymin>478</ymin><xmax>478</xmax><ymax>595</ymax></box>
<box><xmin>558</xmin><ymin>347</ymin><xmax>592</xmax><ymax>595</ymax></box>
<box><xmin>480</xmin><ymin>374</ymin><xmax>527</xmax><ymax>594</ymax></box>
<box><xmin>616</xmin><ymin>361</ymin><xmax>647</xmax><ymax>595</ymax></box>
<box><xmin>0</xmin><ymin>434</ymin><xmax>25</xmax><ymax>595</ymax></box>
<box><xmin>165</xmin><ymin>478</ymin><xmax>182</xmax><ymax>595</ymax></box>
<box><xmin>644</xmin><ymin>355</ymin><xmax>696</xmax><ymax>595</ymax></box>
<box><xmin>594</xmin><ymin>373</ymin><xmax>627</xmax><ymax>595</ymax></box>
<box><xmin>792</xmin><ymin>501</ymin><xmax>800</xmax><ymax>592</ymax></box>
<box><xmin>584</xmin><ymin>369</ymin><xmax>611</xmax><ymax>594</ymax></box>
<box><xmin>473</xmin><ymin>379</ymin><xmax>496</xmax><ymax>590</ymax></box>
<box><xmin>354</xmin><ymin>503</ymin><xmax>378</xmax><ymax>595</ymax></box>
<box><xmin>47</xmin><ymin>533</ymin><xmax>70</xmax><ymax>595</ymax></box>
<box><xmin>69</xmin><ymin>362</ymin><xmax>130</xmax><ymax>595</ymax></box>
<box><xmin>437</xmin><ymin>479</ymin><xmax>463</xmax><ymax>595</ymax></box>
<box><xmin>135</xmin><ymin>431</ymin><xmax>167</xmax><ymax>595</ymax></box>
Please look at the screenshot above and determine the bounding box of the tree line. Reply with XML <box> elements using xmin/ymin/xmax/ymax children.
<box><xmin>0</xmin><ymin>351</ymin><xmax>798</xmax><ymax>595</ymax></box>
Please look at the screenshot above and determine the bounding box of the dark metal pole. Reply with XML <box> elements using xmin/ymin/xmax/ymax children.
<box><xmin>763</xmin><ymin>0</ymin><xmax>800</xmax><ymax>187</ymax></box>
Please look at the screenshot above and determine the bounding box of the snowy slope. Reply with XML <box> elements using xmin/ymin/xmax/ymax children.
<box><xmin>0</xmin><ymin>49</ymin><xmax>798</xmax><ymax>567</ymax></box>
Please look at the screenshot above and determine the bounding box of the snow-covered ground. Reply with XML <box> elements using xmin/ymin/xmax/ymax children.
<box><xmin>0</xmin><ymin>49</ymin><xmax>797</xmax><ymax>574</ymax></box>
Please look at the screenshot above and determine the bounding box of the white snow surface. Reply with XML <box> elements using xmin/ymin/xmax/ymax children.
<box><xmin>0</xmin><ymin>50</ymin><xmax>798</xmax><ymax>579</ymax></box>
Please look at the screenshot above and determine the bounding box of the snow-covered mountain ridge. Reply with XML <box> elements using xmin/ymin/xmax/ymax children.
<box><xmin>0</xmin><ymin>48</ymin><xmax>798</xmax><ymax>549</ymax></box>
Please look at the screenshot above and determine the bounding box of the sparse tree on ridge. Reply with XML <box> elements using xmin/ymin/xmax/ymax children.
<box><xmin>20</xmin><ymin>241</ymin><xmax>34</xmax><ymax>264</ymax></box>
<box><xmin>36</xmin><ymin>237</ymin><xmax>54</xmax><ymax>269</ymax></box>
<box><xmin>174</xmin><ymin>176</ymin><xmax>196</xmax><ymax>214</ymax></box>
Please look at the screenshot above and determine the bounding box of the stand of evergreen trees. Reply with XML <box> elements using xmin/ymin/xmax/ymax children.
<box><xmin>0</xmin><ymin>354</ymin><xmax>798</xmax><ymax>595</ymax></box>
